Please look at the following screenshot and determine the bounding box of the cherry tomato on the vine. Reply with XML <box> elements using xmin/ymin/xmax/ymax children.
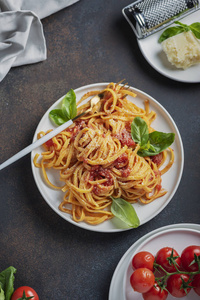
<box><xmin>181</xmin><ymin>245</ymin><xmax>200</xmax><ymax>272</ymax></box>
<box><xmin>167</xmin><ymin>274</ymin><xmax>192</xmax><ymax>298</ymax></box>
<box><xmin>193</xmin><ymin>274</ymin><xmax>200</xmax><ymax>296</ymax></box>
<box><xmin>132</xmin><ymin>251</ymin><xmax>155</xmax><ymax>271</ymax></box>
<box><xmin>130</xmin><ymin>268</ymin><xmax>155</xmax><ymax>293</ymax></box>
<box><xmin>155</xmin><ymin>247</ymin><xmax>181</xmax><ymax>272</ymax></box>
<box><xmin>142</xmin><ymin>282</ymin><xmax>168</xmax><ymax>300</ymax></box>
<box><xmin>11</xmin><ymin>286</ymin><xmax>39</xmax><ymax>300</ymax></box>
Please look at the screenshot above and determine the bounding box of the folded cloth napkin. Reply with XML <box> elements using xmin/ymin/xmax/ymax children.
<box><xmin>0</xmin><ymin>0</ymin><xmax>79</xmax><ymax>82</ymax></box>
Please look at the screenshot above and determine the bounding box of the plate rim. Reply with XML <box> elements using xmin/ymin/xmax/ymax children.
<box><xmin>109</xmin><ymin>223</ymin><xmax>200</xmax><ymax>300</ymax></box>
<box><xmin>31</xmin><ymin>82</ymin><xmax>184</xmax><ymax>233</ymax></box>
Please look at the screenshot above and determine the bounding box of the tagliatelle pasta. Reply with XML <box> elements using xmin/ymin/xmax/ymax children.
<box><xmin>34</xmin><ymin>82</ymin><xmax>174</xmax><ymax>225</ymax></box>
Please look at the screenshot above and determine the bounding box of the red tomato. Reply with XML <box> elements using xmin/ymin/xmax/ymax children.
<box><xmin>130</xmin><ymin>268</ymin><xmax>155</xmax><ymax>293</ymax></box>
<box><xmin>181</xmin><ymin>245</ymin><xmax>200</xmax><ymax>272</ymax></box>
<box><xmin>155</xmin><ymin>247</ymin><xmax>181</xmax><ymax>272</ymax></box>
<box><xmin>142</xmin><ymin>282</ymin><xmax>168</xmax><ymax>300</ymax></box>
<box><xmin>11</xmin><ymin>286</ymin><xmax>39</xmax><ymax>300</ymax></box>
<box><xmin>193</xmin><ymin>274</ymin><xmax>200</xmax><ymax>296</ymax></box>
<box><xmin>132</xmin><ymin>251</ymin><xmax>155</xmax><ymax>271</ymax></box>
<box><xmin>167</xmin><ymin>274</ymin><xmax>192</xmax><ymax>298</ymax></box>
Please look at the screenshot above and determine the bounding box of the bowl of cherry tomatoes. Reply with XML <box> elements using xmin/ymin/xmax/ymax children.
<box><xmin>123</xmin><ymin>228</ymin><xmax>200</xmax><ymax>300</ymax></box>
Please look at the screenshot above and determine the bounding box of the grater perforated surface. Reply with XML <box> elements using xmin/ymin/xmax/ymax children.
<box><xmin>135</xmin><ymin>0</ymin><xmax>188</xmax><ymax>29</ymax></box>
<box><xmin>123</xmin><ymin>0</ymin><xmax>200</xmax><ymax>38</ymax></box>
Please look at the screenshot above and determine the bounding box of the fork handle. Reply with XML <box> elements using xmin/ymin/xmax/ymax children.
<box><xmin>0</xmin><ymin>119</ymin><xmax>73</xmax><ymax>171</ymax></box>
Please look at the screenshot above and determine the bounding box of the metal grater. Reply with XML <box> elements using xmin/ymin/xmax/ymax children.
<box><xmin>122</xmin><ymin>0</ymin><xmax>200</xmax><ymax>39</ymax></box>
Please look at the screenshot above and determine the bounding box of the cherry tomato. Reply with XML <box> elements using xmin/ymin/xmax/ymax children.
<box><xmin>167</xmin><ymin>274</ymin><xmax>192</xmax><ymax>298</ymax></box>
<box><xmin>11</xmin><ymin>286</ymin><xmax>39</xmax><ymax>300</ymax></box>
<box><xmin>130</xmin><ymin>268</ymin><xmax>155</xmax><ymax>293</ymax></box>
<box><xmin>155</xmin><ymin>247</ymin><xmax>181</xmax><ymax>272</ymax></box>
<box><xmin>193</xmin><ymin>274</ymin><xmax>200</xmax><ymax>296</ymax></box>
<box><xmin>132</xmin><ymin>251</ymin><xmax>155</xmax><ymax>271</ymax></box>
<box><xmin>142</xmin><ymin>282</ymin><xmax>168</xmax><ymax>300</ymax></box>
<box><xmin>181</xmin><ymin>245</ymin><xmax>200</xmax><ymax>272</ymax></box>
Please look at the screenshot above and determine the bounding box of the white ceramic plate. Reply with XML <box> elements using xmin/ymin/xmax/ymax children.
<box><xmin>31</xmin><ymin>83</ymin><xmax>184</xmax><ymax>233</ymax></box>
<box><xmin>137</xmin><ymin>10</ymin><xmax>200</xmax><ymax>83</ymax></box>
<box><xmin>109</xmin><ymin>223</ymin><xmax>200</xmax><ymax>300</ymax></box>
<box><xmin>124</xmin><ymin>227</ymin><xmax>200</xmax><ymax>300</ymax></box>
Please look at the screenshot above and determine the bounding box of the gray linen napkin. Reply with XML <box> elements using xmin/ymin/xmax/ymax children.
<box><xmin>0</xmin><ymin>0</ymin><xmax>79</xmax><ymax>82</ymax></box>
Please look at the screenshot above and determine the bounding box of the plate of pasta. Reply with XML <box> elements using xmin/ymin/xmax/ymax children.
<box><xmin>31</xmin><ymin>82</ymin><xmax>184</xmax><ymax>232</ymax></box>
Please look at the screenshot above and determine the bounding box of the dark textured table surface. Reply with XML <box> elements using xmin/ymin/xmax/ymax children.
<box><xmin>0</xmin><ymin>1</ymin><xmax>200</xmax><ymax>299</ymax></box>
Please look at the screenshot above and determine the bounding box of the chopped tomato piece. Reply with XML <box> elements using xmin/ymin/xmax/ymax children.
<box><xmin>151</xmin><ymin>153</ymin><xmax>163</xmax><ymax>166</ymax></box>
<box><xmin>89</xmin><ymin>166</ymin><xmax>114</xmax><ymax>195</ymax></box>
<box><xmin>114</xmin><ymin>153</ymin><xmax>128</xmax><ymax>168</ymax></box>
<box><xmin>45</xmin><ymin>139</ymin><xmax>54</xmax><ymax>148</ymax></box>
<box><xmin>114</xmin><ymin>129</ymin><xmax>136</xmax><ymax>147</ymax></box>
<box><xmin>120</xmin><ymin>167</ymin><xmax>131</xmax><ymax>177</ymax></box>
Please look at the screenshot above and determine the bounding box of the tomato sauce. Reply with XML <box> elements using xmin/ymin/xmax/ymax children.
<box><xmin>151</xmin><ymin>152</ymin><xmax>163</xmax><ymax>166</ymax></box>
<box><xmin>89</xmin><ymin>166</ymin><xmax>113</xmax><ymax>185</ymax></box>
<box><xmin>120</xmin><ymin>167</ymin><xmax>131</xmax><ymax>177</ymax></box>
<box><xmin>114</xmin><ymin>129</ymin><xmax>136</xmax><ymax>147</ymax></box>
<box><xmin>114</xmin><ymin>153</ymin><xmax>130</xmax><ymax>177</ymax></box>
<box><xmin>114</xmin><ymin>153</ymin><xmax>128</xmax><ymax>168</ymax></box>
<box><xmin>89</xmin><ymin>165</ymin><xmax>114</xmax><ymax>195</ymax></box>
<box><xmin>156</xmin><ymin>184</ymin><xmax>162</xmax><ymax>192</ymax></box>
<box><xmin>45</xmin><ymin>139</ymin><xmax>54</xmax><ymax>148</ymax></box>
<box><xmin>67</xmin><ymin>119</ymin><xmax>88</xmax><ymax>141</ymax></box>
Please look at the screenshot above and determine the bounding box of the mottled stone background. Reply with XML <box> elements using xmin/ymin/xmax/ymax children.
<box><xmin>0</xmin><ymin>1</ymin><xmax>200</xmax><ymax>299</ymax></box>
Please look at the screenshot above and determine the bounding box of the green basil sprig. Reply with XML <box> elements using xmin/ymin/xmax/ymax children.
<box><xmin>131</xmin><ymin>117</ymin><xmax>175</xmax><ymax>157</ymax></box>
<box><xmin>158</xmin><ymin>21</ymin><xmax>200</xmax><ymax>43</ymax></box>
<box><xmin>110</xmin><ymin>196</ymin><xmax>140</xmax><ymax>228</ymax></box>
<box><xmin>0</xmin><ymin>266</ymin><xmax>16</xmax><ymax>300</ymax></box>
<box><xmin>49</xmin><ymin>89</ymin><xmax>77</xmax><ymax>125</ymax></box>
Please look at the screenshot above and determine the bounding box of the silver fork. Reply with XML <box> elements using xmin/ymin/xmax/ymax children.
<box><xmin>0</xmin><ymin>94</ymin><xmax>102</xmax><ymax>170</ymax></box>
<box><xmin>0</xmin><ymin>84</ymin><xmax>130</xmax><ymax>170</ymax></box>
<box><xmin>73</xmin><ymin>94</ymin><xmax>101</xmax><ymax>120</ymax></box>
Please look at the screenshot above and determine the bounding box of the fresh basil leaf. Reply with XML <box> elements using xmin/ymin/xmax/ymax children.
<box><xmin>138</xmin><ymin>132</ymin><xmax>175</xmax><ymax>157</ymax></box>
<box><xmin>49</xmin><ymin>89</ymin><xmax>77</xmax><ymax>126</ymax></box>
<box><xmin>61</xmin><ymin>89</ymin><xmax>77</xmax><ymax>120</ymax></box>
<box><xmin>174</xmin><ymin>21</ymin><xmax>190</xmax><ymax>31</ymax></box>
<box><xmin>130</xmin><ymin>117</ymin><xmax>175</xmax><ymax>157</ymax></box>
<box><xmin>159</xmin><ymin>21</ymin><xmax>200</xmax><ymax>43</ymax></box>
<box><xmin>0</xmin><ymin>288</ymin><xmax>5</xmax><ymax>300</ymax></box>
<box><xmin>149</xmin><ymin>131</ymin><xmax>175</xmax><ymax>151</ymax></box>
<box><xmin>189</xmin><ymin>22</ymin><xmax>200</xmax><ymax>39</ymax></box>
<box><xmin>139</xmin><ymin>143</ymin><xmax>157</xmax><ymax>155</ymax></box>
<box><xmin>158</xmin><ymin>26</ymin><xmax>185</xmax><ymax>43</ymax></box>
<box><xmin>49</xmin><ymin>109</ymin><xmax>67</xmax><ymax>126</ymax></box>
<box><xmin>0</xmin><ymin>266</ymin><xmax>16</xmax><ymax>300</ymax></box>
<box><xmin>140</xmin><ymin>140</ymin><xmax>151</xmax><ymax>151</ymax></box>
<box><xmin>110</xmin><ymin>196</ymin><xmax>140</xmax><ymax>228</ymax></box>
<box><xmin>131</xmin><ymin>117</ymin><xmax>149</xmax><ymax>147</ymax></box>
